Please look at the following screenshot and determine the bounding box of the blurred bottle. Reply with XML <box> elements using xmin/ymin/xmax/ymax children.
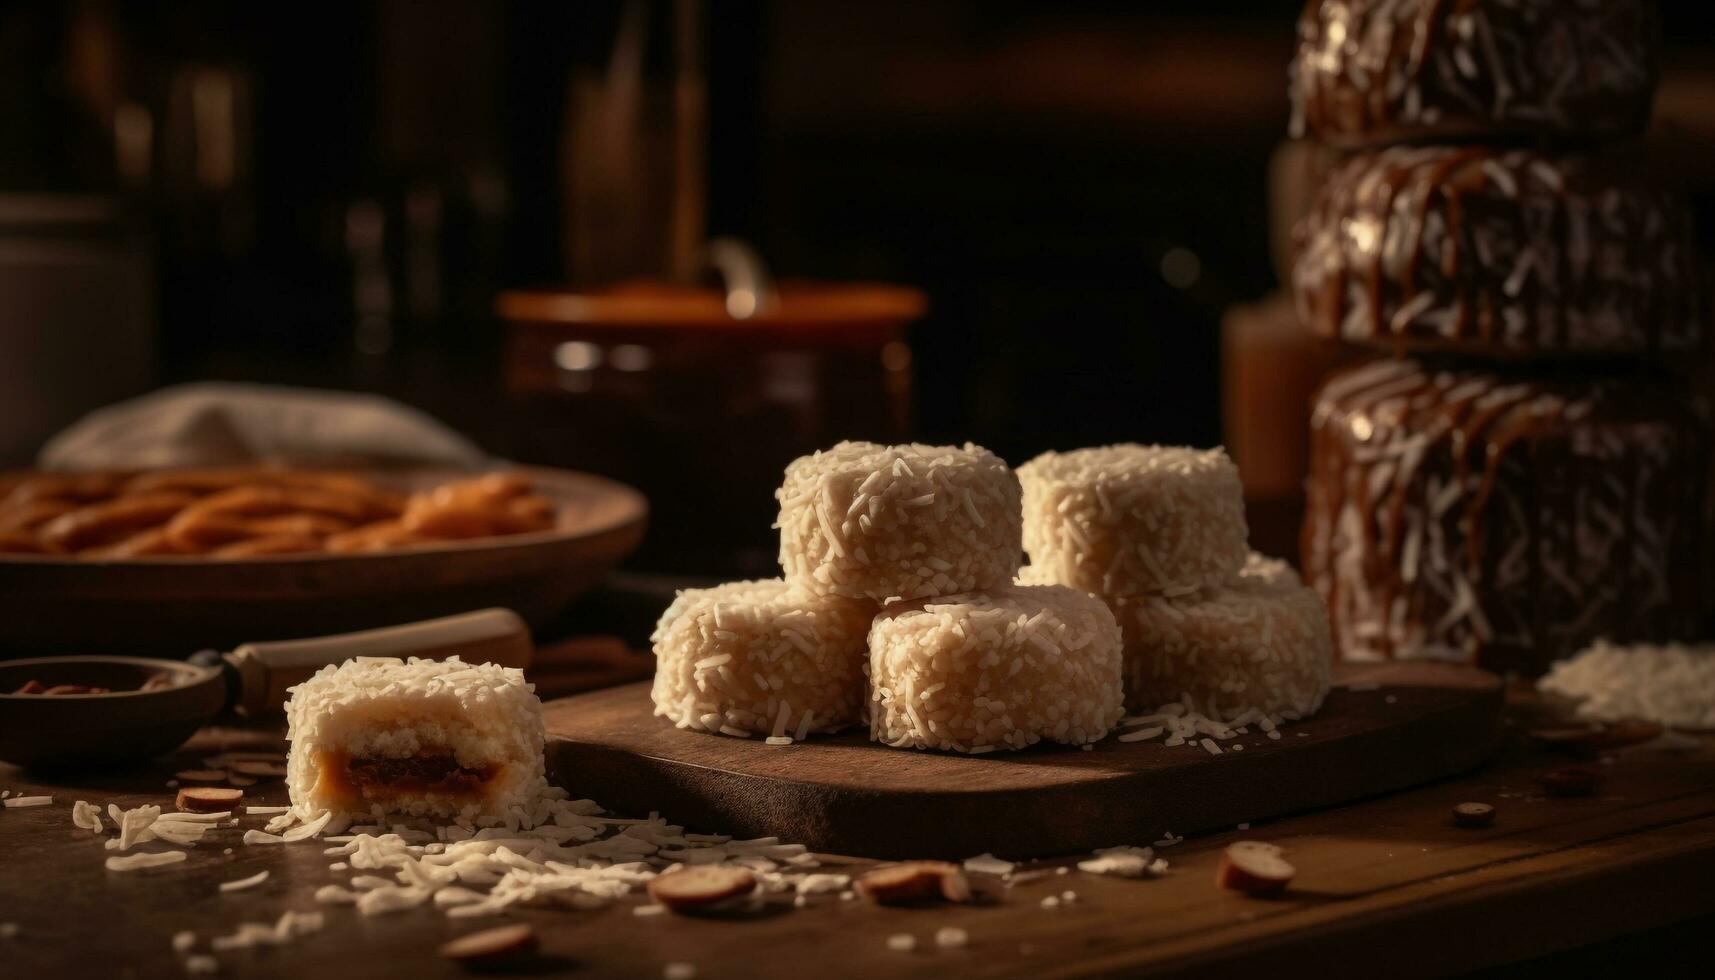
<box><xmin>0</xmin><ymin>194</ymin><xmax>155</xmax><ymax>465</ymax></box>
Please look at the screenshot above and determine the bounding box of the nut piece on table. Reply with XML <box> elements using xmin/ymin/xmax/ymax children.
<box><xmin>1451</xmin><ymin>802</ymin><xmax>1496</xmax><ymax>828</ymax></box>
<box><xmin>1215</xmin><ymin>842</ymin><xmax>1295</xmax><ymax>895</ymax></box>
<box><xmin>440</xmin><ymin>923</ymin><xmax>539</xmax><ymax>968</ymax></box>
<box><xmin>176</xmin><ymin>787</ymin><xmax>244</xmax><ymax>813</ymax></box>
<box><xmin>1540</xmin><ymin>767</ymin><xmax>1601</xmax><ymax>798</ymax></box>
<box><xmin>646</xmin><ymin>866</ymin><xmax>759</xmax><ymax>912</ymax></box>
<box><xmin>855</xmin><ymin>861</ymin><xmax>972</xmax><ymax>905</ymax></box>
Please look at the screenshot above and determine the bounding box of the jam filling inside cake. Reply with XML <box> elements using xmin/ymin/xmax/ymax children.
<box><xmin>314</xmin><ymin>748</ymin><xmax>502</xmax><ymax>805</ymax></box>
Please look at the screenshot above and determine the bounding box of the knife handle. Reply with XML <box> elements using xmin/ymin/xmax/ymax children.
<box><xmin>224</xmin><ymin>608</ymin><xmax>533</xmax><ymax>717</ymax></box>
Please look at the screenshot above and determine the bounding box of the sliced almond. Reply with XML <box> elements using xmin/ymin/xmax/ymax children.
<box><xmin>228</xmin><ymin>761</ymin><xmax>288</xmax><ymax>778</ymax></box>
<box><xmin>1451</xmin><ymin>802</ymin><xmax>1495</xmax><ymax>828</ymax></box>
<box><xmin>1540</xmin><ymin>767</ymin><xmax>1600</xmax><ymax>798</ymax></box>
<box><xmin>646</xmin><ymin>866</ymin><xmax>757</xmax><ymax>912</ymax></box>
<box><xmin>855</xmin><ymin>861</ymin><xmax>971</xmax><ymax>906</ymax></box>
<box><xmin>440</xmin><ymin>923</ymin><xmax>539</xmax><ymax>966</ymax></box>
<box><xmin>226</xmin><ymin>773</ymin><xmax>258</xmax><ymax>787</ymax></box>
<box><xmin>1215</xmin><ymin>842</ymin><xmax>1294</xmax><ymax>895</ymax></box>
<box><xmin>177</xmin><ymin>787</ymin><xmax>244</xmax><ymax>813</ymax></box>
<box><xmin>175</xmin><ymin>769</ymin><xmax>230</xmax><ymax>783</ymax></box>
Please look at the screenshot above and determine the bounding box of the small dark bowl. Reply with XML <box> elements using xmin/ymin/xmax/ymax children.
<box><xmin>0</xmin><ymin>657</ymin><xmax>224</xmax><ymax>769</ymax></box>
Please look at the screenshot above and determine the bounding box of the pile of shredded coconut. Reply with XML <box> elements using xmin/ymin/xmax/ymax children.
<box><xmin>1538</xmin><ymin>640</ymin><xmax>1715</xmax><ymax>729</ymax></box>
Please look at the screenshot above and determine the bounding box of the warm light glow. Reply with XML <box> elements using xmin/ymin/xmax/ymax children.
<box><xmin>554</xmin><ymin>340</ymin><xmax>601</xmax><ymax>372</ymax></box>
<box><xmin>726</xmin><ymin>288</ymin><xmax>758</xmax><ymax>319</ymax></box>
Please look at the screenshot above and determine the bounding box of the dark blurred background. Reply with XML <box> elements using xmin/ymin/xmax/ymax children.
<box><xmin>4</xmin><ymin>0</ymin><xmax>1715</xmax><ymax>575</ymax></box>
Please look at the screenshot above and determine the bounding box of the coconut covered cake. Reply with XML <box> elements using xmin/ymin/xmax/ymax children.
<box><xmin>284</xmin><ymin>656</ymin><xmax>545</xmax><ymax>825</ymax></box>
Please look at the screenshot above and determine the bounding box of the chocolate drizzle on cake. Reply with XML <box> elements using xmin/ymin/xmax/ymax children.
<box><xmin>1302</xmin><ymin>358</ymin><xmax>1705</xmax><ymax>674</ymax></box>
<box><xmin>1294</xmin><ymin>145</ymin><xmax>1705</xmax><ymax>357</ymax></box>
<box><xmin>1290</xmin><ymin>0</ymin><xmax>1660</xmax><ymax>146</ymax></box>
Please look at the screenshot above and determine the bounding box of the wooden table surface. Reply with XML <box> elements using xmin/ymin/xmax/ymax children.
<box><xmin>2</xmin><ymin>687</ymin><xmax>1712</xmax><ymax>979</ymax></box>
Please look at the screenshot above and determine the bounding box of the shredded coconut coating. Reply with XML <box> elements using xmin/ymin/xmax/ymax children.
<box><xmin>1539</xmin><ymin>640</ymin><xmax>1715</xmax><ymax>729</ymax></box>
<box><xmin>867</xmin><ymin>584</ymin><xmax>1125</xmax><ymax>753</ymax></box>
<box><xmin>284</xmin><ymin>656</ymin><xmax>545</xmax><ymax>826</ymax></box>
<box><xmin>775</xmin><ymin>441</ymin><xmax>1022</xmax><ymax>602</ymax></box>
<box><xmin>1290</xmin><ymin>0</ymin><xmax>1659</xmax><ymax>146</ymax></box>
<box><xmin>1018</xmin><ymin>445</ymin><xmax>1248</xmax><ymax>596</ymax></box>
<box><xmin>650</xmin><ymin>578</ymin><xmax>873</xmax><ymax>737</ymax></box>
<box><xmin>1096</xmin><ymin>554</ymin><xmax>1332</xmax><ymax>719</ymax></box>
<box><xmin>1293</xmin><ymin>146</ymin><xmax>1703</xmax><ymax>357</ymax></box>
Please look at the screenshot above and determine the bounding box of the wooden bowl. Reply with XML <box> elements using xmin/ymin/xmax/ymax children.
<box><xmin>0</xmin><ymin>466</ymin><xmax>647</xmax><ymax>657</ymax></box>
<box><xmin>0</xmin><ymin>657</ymin><xmax>224</xmax><ymax>768</ymax></box>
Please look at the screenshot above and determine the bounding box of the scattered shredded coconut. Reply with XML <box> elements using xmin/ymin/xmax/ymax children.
<box><xmin>1076</xmin><ymin>845</ymin><xmax>1159</xmax><ymax>878</ymax></box>
<box><xmin>962</xmin><ymin>853</ymin><xmax>1016</xmax><ymax>876</ymax></box>
<box><xmin>2</xmin><ymin>795</ymin><xmax>52</xmax><ymax>808</ymax></box>
<box><xmin>935</xmin><ymin>926</ymin><xmax>969</xmax><ymax>948</ymax></box>
<box><xmin>71</xmin><ymin>800</ymin><xmax>103</xmax><ymax>833</ymax></box>
<box><xmin>209</xmin><ymin>910</ymin><xmax>324</xmax><ymax>952</ymax></box>
<box><xmin>106</xmin><ymin>850</ymin><xmax>189</xmax><ymax>872</ymax></box>
<box><xmin>219</xmin><ymin>870</ymin><xmax>271</xmax><ymax>893</ymax></box>
<box><xmin>1539</xmin><ymin>640</ymin><xmax>1715</xmax><ymax>729</ymax></box>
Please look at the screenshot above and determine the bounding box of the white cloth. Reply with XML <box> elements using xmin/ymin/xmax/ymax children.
<box><xmin>38</xmin><ymin>382</ymin><xmax>488</xmax><ymax>471</ymax></box>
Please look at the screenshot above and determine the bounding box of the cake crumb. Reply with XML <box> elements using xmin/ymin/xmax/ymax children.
<box><xmin>935</xmin><ymin>926</ymin><xmax>969</xmax><ymax>948</ymax></box>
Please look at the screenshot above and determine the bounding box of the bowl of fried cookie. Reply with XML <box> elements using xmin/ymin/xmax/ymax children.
<box><xmin>0</xmin><ymin>464</ymin><xmax>646</xmax><ymax>656</ymax></box>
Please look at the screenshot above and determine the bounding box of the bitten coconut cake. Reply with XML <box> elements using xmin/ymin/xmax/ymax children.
<box><xmin>776</xmin><ymin>441</ymin><xmax>1022</xmax><ymax>602</ymax></box>
<box><xmin>1018</xmin><ymin>445</ymin><xmax>1248</xmax><ymax>596</ymax></box>
<box><xmin>285</xmin><ymin>657</ymin><xmax>545</xmax><ymax>825</ymax></box>
<box><xmin>868</xmin><ymin>584</ymin><xmax>1125</xmax><ymax>753</ymax></box>
<box><xmin>651</xmin><ymin>578</ymin><xmax>873</xmax><ymax>739</ymax></box>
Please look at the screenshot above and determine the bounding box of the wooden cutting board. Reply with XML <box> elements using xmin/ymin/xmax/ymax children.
<box><xmin>544</xmin><ymin>661</ymin><xmax>1504</xmax><ymax>858</ymax></box>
